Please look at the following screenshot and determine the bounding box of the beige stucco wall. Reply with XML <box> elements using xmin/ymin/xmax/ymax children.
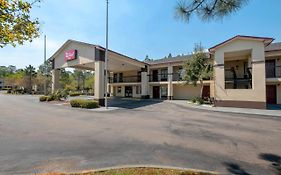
<box><xmin>54</xmin><ymin>42</ymin><xmax>95</xmax><ymax>69</ymax></box>
<box><xmin>210</xmin><ymin>80</ymin><xmax>215</xmax><ymax>98</ymax></box>
<box><xmin>173</xmin><ymin>84</ymin><xmax>201</xmax><ymax>100</ymax></box>
<box><xmin>214</xmin><ymin>39</ymin><xmax>266</xmax><ymax>102</ymax></box>
<box><xmin>114</xmin><ymin>85</ymin><xmax>141</xmax><ymax>98</ymax></box>
<box><xmin>116</xmin><ymin>70</ymin><xmax>139</xmax><ymax>77</ymax></box>
<box><xmin>173</xmin><ymin>66</ymin><xmax>183</xmax><ymax>73</ymax></box>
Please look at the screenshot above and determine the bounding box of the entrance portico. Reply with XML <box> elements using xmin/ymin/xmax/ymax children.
<box><xmin>49</xmin><ymin>39</ymin><xmax>147</xmax><ymax>106</ymax></box>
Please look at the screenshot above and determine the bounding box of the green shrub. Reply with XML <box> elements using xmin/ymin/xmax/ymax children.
<box><xmin>191</xmin><ymin>97</ymin><xmax>197</xmax><ymax>103</ymax></box>
<box><xmin>46</xmin><ymin>96</ymin><xmax>55</xmax><ymax>102</ymax></box>
<box><xmin>190</xmin><ymin>97</ymin><xmax>204</xmax><ymax>104</ymax></box>
<box><xmin>7</xmin><ymin>89</ymin><xmax>12</xmax><ymax>94</ymax></box>
<box><xmin>69</xmin><ymin>92</ymin><xmax>82</xmax><ymax>97</ymax></box>
<box><xmin>53</xmin><ymin>90</ymin><xmax>68</xmax><ymax>100</ymax></box>
<box><xmin>81</xmin><ymin>100</ymin><xmax>99</xmax><ymax>109</ymax></box>
<box><xmin>70</xmin><ymin>99</ymin><xmax>99</xmax><ymax>109</ymax></box>
<box><xmin>196</xmin><ymin>97</ymin><xmax>204</xmax><ymax>104</ymax></box>
<box><xmin>70</xmin><ymin>99</ymin><xmax>83</xmax><ymax>108</ymax></box>
<box><xmin>39</xmin><ymin>96</ymin><xmax>48</xmax><ymax>102</ymax></box>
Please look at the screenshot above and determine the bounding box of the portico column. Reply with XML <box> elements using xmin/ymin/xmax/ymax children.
<box><xmin>110</xmin><ymin>85</ymin><xmax>114</xmax><ymax>97</ymax></box>
<box><xmin>168</xmin><ymin>65</ymin><xmax>173</xmax><ymax>100</ymax></box>
<box><xmin>51</xmin><ymin>69</ymin><xmax>60</xmax><ymax>93</ymax></box>
<box><xmin>141</xmin><ymin>66</ymin><xmax>149</xmax><ymax>99</ymax></box>
<box><xmin>95</xmin><ymin>48</ymin><xmax>105</xmax><ymax>106</ymax></box>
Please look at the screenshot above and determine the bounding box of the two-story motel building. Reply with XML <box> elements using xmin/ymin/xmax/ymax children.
<box><xmin>49</xmin><ymin>35</ymin><xmax>281</xmax><ymax>109</ymax></box>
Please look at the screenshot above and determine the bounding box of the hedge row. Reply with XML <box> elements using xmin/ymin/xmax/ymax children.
<box><xmin>69</xmin><ymin>92</ymin><xmax>82</xmax><ymax>97</ymax></box>
<box><xmin>39</xmin><ymin>95</ymin><xmax>55</xmax><ymax>102</ymax></box>
<box><xmin>70</xmin><ymin>99</ymin><xmax>99</xmax><ymax>109</ymax></box>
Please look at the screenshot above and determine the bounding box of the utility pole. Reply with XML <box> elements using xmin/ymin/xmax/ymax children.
<box><xmin>43</xmin><ymin>35</ymin><xmax>47</xmax><ymax>95</ymax></box>
<box><xmin>105</xmin><ymin>0</ymin><xmax>109</xmax><ymax>109</ymax></box>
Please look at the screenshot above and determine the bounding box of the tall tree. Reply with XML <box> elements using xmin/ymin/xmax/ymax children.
<box><xmin>144</xmin><ymin>55</ymin><xmax>153</xmax><ymax>61</ymax></box>
<box><xmin>24</xmin><ymin>65</ymin><xmax>36</xmax><ymax>93</ymax></box>
<box><xmin>0</xmin><ymin>0</ymin><xmax>41</xmax><ymax>48</ymax></box>
<box><xmin>73</xmin><ymin>69</ymin><xmax>87</xmax><ymax>90</ymax></box>
<box><xmin>183</xmin><ymin>44</ymin><xmax>213</xmax><ymax>98</ymax></box>
<box><xmin>176</xmin><ymin>0</ymin><xmax>248</xmax><ymax>22</ymax></box>
<box><xmin>38</xmin><ymin>61</ymin><xmax>52</xmax><ymax>76</ymax></box>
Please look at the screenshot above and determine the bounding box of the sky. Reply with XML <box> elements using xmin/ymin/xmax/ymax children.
<box><xmin>1</xmin><ymin>0</ymin><xmax>281</xmax><ymax>69</ymax></box>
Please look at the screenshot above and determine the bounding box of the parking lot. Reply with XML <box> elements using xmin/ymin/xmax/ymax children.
<box><xmin>0</xmin><ymin>93</ymin><xmax>281</xmax><ymax>175</ymax></box>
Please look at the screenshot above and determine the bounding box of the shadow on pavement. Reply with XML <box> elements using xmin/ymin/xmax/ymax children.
<box><xmin>259</xmin><ymin>153</ymin><xmax>281</xmax><ymax>175</ymax></box>
<box><xmin>108</xmin><ymin>97</ymin><xmax>164</xmax><ymax>109</ymax></box>
<box><xmin>267</xmin><ymin>105</ymin><xmax>281</xmax><ymax>110</ymax></box>
<box><xmin>223</xmin><ymin>162</ymin><xmax>251</xmax><ymax>175</ymax></box>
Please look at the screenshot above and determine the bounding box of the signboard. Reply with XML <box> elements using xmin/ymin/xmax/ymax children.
<box><xmin>65</xmin><ymin>50</ymin><xmax>77</xmax><ymax>62</ymax></box>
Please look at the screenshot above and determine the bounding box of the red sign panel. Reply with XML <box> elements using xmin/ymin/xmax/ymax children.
<box><xmin>65</xmin><ymin>50</ymin><xmax>77</xmax><ymax>62</ymax></box>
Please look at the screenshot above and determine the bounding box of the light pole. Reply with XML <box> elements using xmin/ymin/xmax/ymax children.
<box><xmin>105</xmin><ymin>0</ymin><xmax>109</xmax><ymax>109</ymax></box>
<box><xmin>44</xmin><ymin>35</ymin><xmax>47</xmax><ymax>95</ymax></box>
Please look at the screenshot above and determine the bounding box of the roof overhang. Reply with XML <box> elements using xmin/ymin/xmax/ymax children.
<box><xmin>48</xmin><ymin>39</ymin><xmax>147</xmax><ymax>72</ymax></box>
<box><xmin>209</xmin><ymin>35</ymin><xmax>274</xmax><ymax>54</ymax></box>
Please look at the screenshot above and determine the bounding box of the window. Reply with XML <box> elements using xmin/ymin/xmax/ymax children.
<box><xmin>160</xmin><ymin>69</ymin><xmax>168</xmax><ymax>81</ymax></box>
<box><xmin>119</xmin><ymin>73</ymin><xmax>123</xmax><ymax>82</ymax></box>
<box><xmin>113</xmin><ymin>73</ymin><xmax>117</xmax><ymax>83</ymax></box>
<box><xmin>178</xmin><ymin>67</ymin><xmax>184</xmax><ymax>80</ymax></box>
<box><xmin>161</xmin><ymin>86</ymin><xmax>168</xmax><ymax>98</ymax></box>
<box><xmin>136</xmin><ymin>85</ymin><xmax>141</xmax><ymax>94</ymax></box>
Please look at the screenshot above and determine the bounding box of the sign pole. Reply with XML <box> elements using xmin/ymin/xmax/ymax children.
<box><xmin>105</xmin><ymin>0</ymin><xmax>109</xmax><ymax>109</ymax></box>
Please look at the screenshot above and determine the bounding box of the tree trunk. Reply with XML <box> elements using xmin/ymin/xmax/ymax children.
<box><xmin>82</xmin><ymin>77</ymin><xmax>85</xmax><ymax>90</ymax></box>
<box><xmin>77</xmin><ymin>76</ymin><xmax>80</xmax><ymax>90</ymax></box>
<box><xmin>200</xmin><ymin>80</ymin><xmax>204</xmax><ymax>99</ymax></box>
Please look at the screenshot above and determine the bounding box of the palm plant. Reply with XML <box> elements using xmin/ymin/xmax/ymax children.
<box><xmin>24</xmin><ymin>65</ymin><xmax>36</xmax><ymax>93</ymax></box>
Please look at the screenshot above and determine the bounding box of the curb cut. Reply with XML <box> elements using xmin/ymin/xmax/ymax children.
<box><xmin>71</xmin><ymin>164</ymin><xmax>219</xmax><ymax>174</ymax></box>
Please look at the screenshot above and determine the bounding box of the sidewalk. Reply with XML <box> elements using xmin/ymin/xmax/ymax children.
<box><xmin>169</xmin><ymin>100</ymin><xmax>281</xmax><ymax>117</ymax></box>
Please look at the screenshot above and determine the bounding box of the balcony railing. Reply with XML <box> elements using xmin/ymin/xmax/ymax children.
<box><xmin>148</xmin><ymin>74</ymin><xmax>168</xmax><ymax>82</ymax></box>
<box><xmin>266</xmin><ymin>66</ymin><xmax>281</xmax><ymax>78</ymax></box>
<box><xmin>172</xmin><ymin>73</ymin><xmax>183</xmax><ymax>81</ymax></box>
<box><xmin>225</xmin><ymin>67</ymin><xmax>252</xmax><ymax>89</ymax></box>
<box><xmin>109</xmin><ymin>75</ymin><xmax>141</xmax><ymax>83</ymax></box>
<box><xmin>148</xmin><ymin>73</ymin><xmax>211</xmax><ymax>82</ymax></box>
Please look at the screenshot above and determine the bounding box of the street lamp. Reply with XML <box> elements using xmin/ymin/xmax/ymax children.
<box><xmin>44</xmin><ymin>35</ymin><xmax>47</xmax><ymax>95</ymax></box>
<box><xmin>105</xmin><ymin>0</ymin><xmax>109</xmax><ymax>109</ymax></box>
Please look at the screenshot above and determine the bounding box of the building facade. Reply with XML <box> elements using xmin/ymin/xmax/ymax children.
<box><xmin>49</xmin><ymin>35</ymin><xmax>281</xmax><ymax>109</ymax></box>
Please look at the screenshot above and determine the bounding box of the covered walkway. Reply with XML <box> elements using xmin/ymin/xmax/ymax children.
<box><xmin>49</xmin><ymin>40</ymin><xmax>148</xmax><ymax>106</ymax></box>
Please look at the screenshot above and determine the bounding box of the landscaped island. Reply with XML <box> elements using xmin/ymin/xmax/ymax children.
<box><xmin>39</xmin><ymin>167</ymin><xmax>216</xmax><ymax>175</ymax></box>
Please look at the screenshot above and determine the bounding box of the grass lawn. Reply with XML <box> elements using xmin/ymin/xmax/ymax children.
<box><xmin>40</xmin><ymin>168</ymin><xmax>217</xmax><ymax>175</ymax></box>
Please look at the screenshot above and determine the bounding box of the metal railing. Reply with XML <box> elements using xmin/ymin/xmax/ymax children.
<box><xmin>108</xmin><ymin>75</ymin><xmax>141</xmax><ymax>83</ymax></box>
<box><xmin>225</xmin><ymin>67</ymin><xmax>252</xmax><ymax>89</ymax></box>
<box><xmin>149</xmin><ymin>73</ymin><xmax>211</xmax><ymax>82</ymax></box>
<box><xmin>148</xmin><ymin>74</ymin><xmax>169</xmax><ymax>82</ymax></box>
<box><xmin>266</xmin><ymin>66</ymin><xmax>281</xmax><ymax>78</ymax></box>
<box><xmin>172</xmin><ymin>73</ymin><xmax>183</xmax><ymax>81</ymax></box>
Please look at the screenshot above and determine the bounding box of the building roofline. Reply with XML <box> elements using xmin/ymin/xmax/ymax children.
<box><xmin>209</xmin><ymin>35</ymin><xmax>274</xmax><ymax>53</ymax></box>
<box><xmin>48</xmin><ymin>39</ymin><xmax>148</xmax><ymax>65</ymax></box>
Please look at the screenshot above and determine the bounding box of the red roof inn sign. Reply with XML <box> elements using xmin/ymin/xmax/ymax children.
<box><xmin>65</xmin><ymin>50</ymin><xmax>77</xmax><ymax>62</ymax></box>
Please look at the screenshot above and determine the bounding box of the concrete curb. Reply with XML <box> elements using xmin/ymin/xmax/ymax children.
<box><xmin>71</xmin><ymin>164</ymin><xmax>219</xmax><ymax>174</ymax></box>
<box><xmin>168</xmin><ymin>101</ymin><xmax>281</xmax><ymax>118</ymax></box>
